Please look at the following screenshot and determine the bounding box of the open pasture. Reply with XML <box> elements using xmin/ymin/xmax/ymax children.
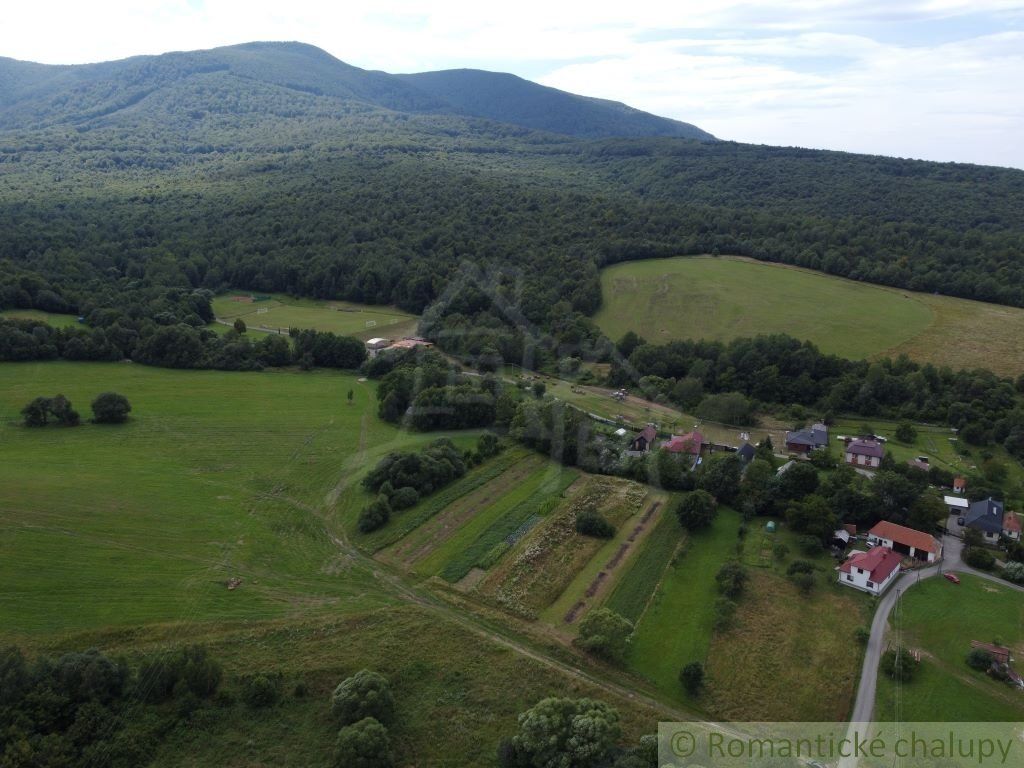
<box><xmin>0</xmin><ymin>309</ymin><xmax>82</xmax><ymax>328</ymax></box>
<box><xmin>0</xmin><ymin>361</ymin><xmax>438</xmax><ymax>635</ymax></box>
<box><xmin>212</xmin><ymin>291</ymin><xmax>419</xmax><ymax>340</ymax></box>
<box><xmin>595</xmin><ymin>255</ymin><xmax>1024</xmax><ymax>375</ymax></box>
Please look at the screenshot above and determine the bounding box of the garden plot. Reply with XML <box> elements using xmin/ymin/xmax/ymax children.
<box><xmin>474</xmin><ymin>476</ymin><xmax>648</xmax><ymax>619</ymax></box>
<box><xmin>377</xmin><ymin>452</ymin><xmax>546</xmax><ymax>570</ymax></box>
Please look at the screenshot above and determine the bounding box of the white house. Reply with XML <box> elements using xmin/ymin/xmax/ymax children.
<box><xmin>365</xmin><ymin>337</ymin><xmax>392</xmax><ymax>358</ymax></box>
<box><xmin>844</xmin><ymin>438</ymin><xmax>885</xmax><ymax>469</ymax></box>
<box><xmin>837</xmin><ymin>547</ymin><xmax>903</xmax><ymax>595</ymax></box>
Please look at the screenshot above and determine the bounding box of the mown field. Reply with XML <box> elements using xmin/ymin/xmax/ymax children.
<box><xmin>212</xmin><ymin>292</ymin><xmax>419</xmax><ymax>340</ymax></box>
<box><xmin>0</xmin><ymin>309</ymin><xmax>82</xmax><ymax>328</ymax></box>
<box><xmin>875</xmin><ymin>574</ymin><xmax>1024</xmax><ymax>721</ymax></box>
<box><xmin>595</xmin><ymin>255</ymin><xmax>1024</xmax><ymax>375</ymax></box>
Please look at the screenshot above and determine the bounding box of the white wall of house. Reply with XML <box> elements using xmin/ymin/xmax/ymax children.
<box><xmin>845</xmin><ymin>452</ymin><xmax>881</xmax><ymax>468</ymax></box>
<box><xmin>867</xmin><ymin>535</ymin><xmax>937</xmax><ymax>562</ymax></box>
<box><xmin>838</xmin><ymin>559</ymin><xmax>900</xmax><ymax>595</ymax></box>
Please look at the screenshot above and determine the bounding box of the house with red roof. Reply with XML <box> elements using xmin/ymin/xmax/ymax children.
<box><xmin>844</xmin><ymin>438</ymin><xmax>885</xmax><ymax>469</ymax></box>
<box><xmin>837</xmin><ymin>547</ymin><xmax>903</xmax><ymax>595</ymax></box>
<box><xmin>953</xmin><ymin>476</ymin><xmax>967</xmax><ymax>494</ymax></box>
<box><xmin>868</xmin><ymin>521</ymin><xmax>941</xmax><ymax>562</ymax></box>
<box><xmin>1004</xmin><ymin>512</ymin><xmax>1022</xmax><ymax>541</ymax></box>
<box><xmin>661</xmin><ymin>431</ymin><xmax>704</xmax><ymax>456</ymax></box>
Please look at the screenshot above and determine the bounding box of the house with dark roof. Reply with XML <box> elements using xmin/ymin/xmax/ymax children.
<box><xmin>785</xmin><ymin>423</ymin><xmax>828</xmax><ymax>454</ymax></box>
<box><xmin>961</xmin><ymin>498</ymin><xmax>1019</xmax><ymax>542</ymax></box>
<box><xmin>626</xmin><ymin>424</ymin><xmax>658</xmax><ymax>456</ymax></box>
<box><xmin>845</xmin><ymin>439</ymin><xmax>885</xmax><ymax>469</ymax></box>
<box><xmin>736</xmin><ymin>442</ymin><xmax>756</xmax><ymax>464</ymax></box>
<box><xmin>868</xmin><ymin>521</ymin><xmax>941</xmax><ymax>562</ymax></box>
<box><xmin>838</xmin><ymin>547</ymin><xmax>902</xmax><ymax>595</ymax></box>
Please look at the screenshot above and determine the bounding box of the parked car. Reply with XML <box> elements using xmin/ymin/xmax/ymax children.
<box><xmin>957</xmin><ymin>517</ymin><xmax>965</xmax><ymax>526</ymax></box>
<box><xmin>944</xmin><ymin>573</ymin><xmax>961</xmax><ymax>584</ymax></box>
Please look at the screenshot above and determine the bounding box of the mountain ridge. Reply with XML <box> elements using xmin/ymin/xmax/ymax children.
<box><xmin>0</xmin><ymin>41</ymin><xmax>714</xmax><ymax>140</ymax></box>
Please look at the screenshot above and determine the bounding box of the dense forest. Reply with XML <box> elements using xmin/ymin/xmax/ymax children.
<box><xmin>2</xmin><ymin>42</ymin><xmax>1024</xmax><ymax>384</ymax></box>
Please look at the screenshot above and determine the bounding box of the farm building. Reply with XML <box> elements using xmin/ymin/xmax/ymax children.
<box><xmin>953</xmin><ymin>476</ymin><xmax>967</xmax><ymax>493</ymax></box>
<box><xmin>960</xmin><ymin>498</ymin><xmax>1020</xmax><ymax>542</ymax></box>
<box><xmin>867</xmin><ymin>521</ymin><xmax>941</xmax><ymax>562</ymax></box>
<box><xmin>365</xmin><ymin>337</ymin><xmax>392</xmax><ymax>357</ymax></box>
<box><xmin>844</xmin><ymin>438</ymin><xmax>885</xmax><ymax>469</ymax></box>
<box><xmin>661</xmin><ymin>431</ymin><xmax>704</xmax><ymax>455</ymax></box>
<box><xmin>785</xmin><ymin>423</ymin><xmax>828</xmax><ymax>454</ymax></box>
<box><xmin>389</xmin><ymin>337</ymin><xmax>433</xmax><ymax>351</ymax></box>
<box><xmin>837</xmin><ymin>547</ymin><xmax>902</xmax><ymax>595</ymax></box>
<box><xmin>626</xmin><ymin>424</ymin><xmax>658</xmax><ymax>456</ymax></box>
<box><xmin>944</xmin><ymin>495</ymin><xmax>969</xmax><ymax>515</ymax></box>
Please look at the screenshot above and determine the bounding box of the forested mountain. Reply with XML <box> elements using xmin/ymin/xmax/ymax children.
<box><xmin>1</xmin><ymin>40</ymin><xmax>1024</xmax><ymax>374</ymax></box>
<box><xmin>395</xmin><ymin>68</ymin><xmax>713</xmax><ymax>139</ymax></box>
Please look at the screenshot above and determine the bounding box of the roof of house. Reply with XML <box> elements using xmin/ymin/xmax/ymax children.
<box><xmin>907</xmin><ymin>459</ymin><xmax>931</xmax><ymax>472</ymax></box>
<box><xmin>786</xmin><ymin>423</ymin><xmax>828</xmax><ymax>446</ymax></box>
<box><xmin>661</xmin><ymin>431</ymin><xmax>703</xmax><ymax>454</ymax></box>
<box><xmin>964</xmin><ymin>498</ymin><xmax>1006</xmax><ymax>534</ymax></box>
<box><xmin>1004</xmin><ymin>512</ymin><xmax>1022</xmax><ymax>535</ymax></box>
<box><xmin>833</xmin><ymin>529</ymin><xmax>851</xmax><ymax>544</ymax></box>
<box><xmin>737</xmin><ymin>442</ymin><xmax>756</xmax><ymax>461</ymax></box>
<box><xmin>868</xmin><ymin>521</ymin><xmax>939</xmax><ymax>553</ymax></box>
<box><xmin>389</xmin><ymin>337</ymin><xmax>433</xmax><ymax>350</ymax></box>
<box><xmin>846</xmin><ymin>438</ymin><xmax>885</xmax><ymax>458</ymax></box>
<box><xmin>944</xmin><ymin>495</ymin><xmax>970</xmax><ymax>509</ymax></box>
<box><xmin>843</xmin><ymin>523</ymin><xmax>858</xmax><ymax>536</ymax></box>
<box><xmin>954</xmin><ymin>476</ymin><xmax>967</xmax><ymax>491</ymax></box>
<box><xmin>636</xmin><ymin>425</ymin><xmax>657</xmax><ymax>443</ymax></box>
<box><xmin>365</xmin><ymin>337</ymin><xmax>391</xmax><ymax>346</ymax></box>
<box><xmin>839</xmin><ymin>546</ymin><xmax>903</xmax><ymax>582</ymax></box>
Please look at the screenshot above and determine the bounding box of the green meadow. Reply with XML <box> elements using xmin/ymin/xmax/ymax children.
<box><xmin>595</xmin><ymin>255</ymin><xmax>1024</xmax><ymax>375</ymax></box>
<box><xmin>875</xmin><ymin>574</ymin><xmax>1024</xmax><ymax>721</ymax></box>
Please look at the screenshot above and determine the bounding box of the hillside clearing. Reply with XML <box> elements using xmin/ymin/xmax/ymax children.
<box><xmin>595</xmin><ymin>255</ymin><xmax>1024</xmax><ymax>375</ymax></box>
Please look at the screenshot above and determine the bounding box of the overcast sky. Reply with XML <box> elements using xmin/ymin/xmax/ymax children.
<box><xmin>4</xmin><ymin>1</ymin><xmax>1024</xmax><ymax>168</ymax></box>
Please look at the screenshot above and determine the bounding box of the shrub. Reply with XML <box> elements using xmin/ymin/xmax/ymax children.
<box><xmin>334</xmin><ymin>717</ymin><xmax>394</xmax><ymax>768</ymax></box>
<box><xmin>576</xmin><ymin>511</ymin><xmax>615</xmax><ymax>539</ymax></box>
<box><xmin>180</xmin><ymin>646</ymin><xmax>222</xmax><ymax>698</ymax></box>
<box><xmin>715</xmin><ymin>562</ymin><xmax>747</xmax><ymax>598</ymax></box>
<box><xmin>895</xmin><ymin>422</ymin><xmax>918</xmax><ymax>444</ymax></box>
<box><xmin>331</xmin><ymin>670</ymin><xmax>395</xmax><ymax>726</ymax></box>
<box><xmin>1002</xmin><ymin>561</ymin><xmax>1024</xmax><ymax>584</ymax></box>
<box><xmin>575</xmin><ymin>609</ymin><xmax>633</xmax><ymax>663</ymax></box>
<box><xmin>242</xmin><ymin>674</ymin><xmax>282</xmax><ymax>708</ymax></box>
<box><xmin>790</xmin><ymin>572</ymin><xmax>815</xmax><ymax>595</ymax></box>
<box><xmin>712</xmin><ymin>597</ymin><xmax>737</xmax><ymax>631</ymax></box>
<box><xmin>786</xmin><ymin>560</ymin><xmax>815</xmax><ymax>576</ymax></box>
<box><xmin>963</xmin><ymin>547</ymin><xmax>996</xmax><ymax>570</ymax></box>
<box><xmin>679</xmin><ymin>662</ymin><xmax>705</xmax><ymax>695</ymax></box>
<box><xmin>966</xmin><ymin>648</ymin><xmax>994</xmax><ymax>672</ymax></box>
<box><xmin>91</xmin><ymin>392</ymin><xmax>132</xmax><ymax>424</ymax></box>
<box><xmin>772</xmin><ymin>542</ymin><xmax>790</xmax><ymax>561</ymax></box>
<box><xmin>389</xmin><ymin>486</ymin><xmax>419</xmax><ymax>510</ymax></box>
<box><xmin>881</xmin><ymin>647</ymin><xmax>919</xmax><ymax>683</ymax></box>
<box><xmin>854</xmin><ymin>627</ymin><xmax>870</xmax><ymax>645</ymax></box>
<box><xmin>358</xmin><ymin>495</ymin><xmax>392</xmax><ymax>533</ymax></box>
<box><xmin>797</xmin><ymin>534</ymin><xmax>823</xmax><ymax>556</ymax></box>
<box><xmin>675</xmin><ymin>490</ymin><xmax>718</xmax><ymax>530</ymax></box>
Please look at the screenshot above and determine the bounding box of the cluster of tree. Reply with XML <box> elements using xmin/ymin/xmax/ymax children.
<box><xmin>498</xmin><ymin>697</ymin><xmax>656</xmax><ymax>768</ymax></box>
<box><xmin>0</xmin><ymin>314</ymin><xmax>364</xmax><ymax>373</ymax></box>
<box><xmin>358</xmin><ymin>438</ymin><xmax>472</xmax><ymax>532</ymax></box>
<box><xmin>21</xmin><ymin>391</ymin><xmax>132</xmax><ymax>427</ymax></box>
<box><xmin>0</xmin><ymin>644</ymin><xmax>222</xmax><ymax>766</ymax></box>
<box><xmin>574</xmin><ymin>609</ymin><xmax>634</xmax><ymax>663</ymax></box>
<box><xmin>330</xmin><ymin>669</ymin><xmax>397</xmax><ymax>768</ymax></box>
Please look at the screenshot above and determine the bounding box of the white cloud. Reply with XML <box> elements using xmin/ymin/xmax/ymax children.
<box><xmin>2</xmin><ymin>1</ymin><xmax>1023</xmax><ymax>166</ymax></box>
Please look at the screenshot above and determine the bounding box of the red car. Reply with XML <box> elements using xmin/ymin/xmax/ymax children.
<box><xmin>944</xmin><ymin>573</ymin><xmax>961</xmax><ymax>584</ymax></box>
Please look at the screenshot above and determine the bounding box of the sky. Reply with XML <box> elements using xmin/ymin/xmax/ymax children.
<box><xmin>3</xmin><ymin>1</ymin><xmax>1024</xmax><ymax>168</ymax></box>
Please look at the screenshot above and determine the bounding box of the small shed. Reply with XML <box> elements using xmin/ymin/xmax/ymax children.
<box><xmin>766</xmin><ymin>521</ymin><xmax>777</xmax><ymax>533</ymax></box>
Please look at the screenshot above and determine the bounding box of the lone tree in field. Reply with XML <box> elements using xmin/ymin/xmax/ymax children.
<box><xmin>895</xmin><ymin>421</ymin><xmax>917</xmax><ymax>444</ymax></box>
<box><xmin>347</xmin><ymin>388</ymin><xmax>354</xmax><ymax>405</ymax></box>
<box><xmin>498</xmin><ymin>697</ymin><xmax>620</xmax><ymax>768</ymax></box>
<box><xmin>679</xmin><ymin>662</ymin><xmax>705</xmax><ymax>695</ymax></box>
<box><xmin>575</xmin><ymin>608</ymin><xmax>633</xmax><ymax>663</ymax></box>
<box><xmin>233</xmin><ymin>318</ymin><xmax>247</xmax><ymax>334</ymax></box>
<box><xmin>334</xmin><ymin>717</ymin><xmax>394</xmax><ymax>768</ymax></box>
<box><xmin>715</xmin><ymin>562</ymin><xmax>748</xmax><ymax>598</ymax></box>
<box><xmin>675</xmin><ymin>490</ymin><xmax>717</xmax><ymax>531</ymax></box>
<box><xmin>881</xmin><ymin>647</ymin><xmax>919</xmax><ymax>682</ymax></box>
<box><xmin>331</xmin><ymin>669</ymin><xmax>395</xmax><ymax>726</ymax></box>
<box><xmin>91</xmin><ymin>392</ymin><xmax>132</xmax><ymax>424</ymax></box>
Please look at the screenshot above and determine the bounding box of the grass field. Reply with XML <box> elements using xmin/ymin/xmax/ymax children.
<box><xmin>0</xmin><ymin>309</ymin><xmax>82</xmax><ymax>328</ymax></box>
<box><xmin>875</xmin><ymin>574</ymin><xmax>1024</xmax><ymax>721</ymax></box>
<box><xmin>595</xmin><ymin>255</ymin><xmax>1024</xmax><ymax>375</ymax></box>
<box><xmin>212</xmin><ymin>292</ymin><xmax>419</xmax><ymax>341</ymax></box>
<box><xmin>0</xmin><ymin>361</ymin><xmax>437</xmax><ymax>635</ymax></box>
<box><xmin>627</xmin><ymin>507</ymin><xmax>741</xmax><ymax>700</ymax></box>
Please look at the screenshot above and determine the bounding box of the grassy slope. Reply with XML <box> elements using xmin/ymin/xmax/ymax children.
<box><xmin>595</xmin><ymin>255</ymin><xmax>1024</xmax><ymax>375</ymax></box>
<box><xmin>875</xmin><ymin>574</ymin><xmax>1024</xmax><ymax>721</ymax></box>
<box><xmin>0</xmin><ymin>309</ymin><xmax>82</xmax><ymax>327</ymax></box>
<box><xmin>212</xmin><ymin>293</ymin><xmax>418</xmax><ymax>341</ymax></box>
<box><xmin>628</xmin><ymin>506</ymin><xmax>741</xmax><ymax>700</ymax></box>
<box><xmin>0</xmin><ymin>362</ymin><xmax>427</xmax><ymax>634</ymax></box>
